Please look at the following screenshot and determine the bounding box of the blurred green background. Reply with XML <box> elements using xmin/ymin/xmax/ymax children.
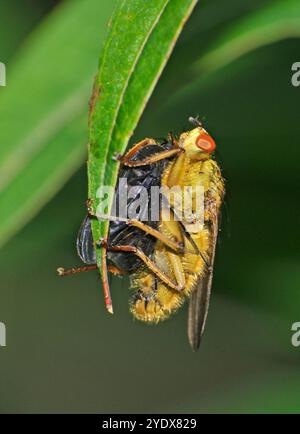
<box><xmin>0</xmin><ymin>0</ymin><xmax>300</xmax><ymax>413</ymax></box>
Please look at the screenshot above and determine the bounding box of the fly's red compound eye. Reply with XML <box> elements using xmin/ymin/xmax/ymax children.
<box><xmin>196</xmin><ymin>132</ymin><xmax>216</xmax><ymax>153</ymax></box>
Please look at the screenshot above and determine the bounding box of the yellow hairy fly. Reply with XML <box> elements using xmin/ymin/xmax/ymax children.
<box><xmin>129</xmin><ymin>120</ymin><xmax>225</xmax><ymax>350</ymax></box>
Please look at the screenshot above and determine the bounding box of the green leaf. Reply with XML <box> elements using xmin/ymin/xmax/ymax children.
<box><xmin>88</xmin><ymin>0</ymin><xmax>198</xmax><ymax>282</ymax></box>
<box><xmin>0</xmin><ymin>0</ymin><xmax>117</xmax><ymax>248</ymax></box>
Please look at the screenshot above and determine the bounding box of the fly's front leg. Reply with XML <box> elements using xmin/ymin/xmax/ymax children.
<box><xmin>113</xmin><ymin>138</ymin><xmax>182</xmax><ymax>167</ymax></box>
<box><xmin>112</xmin><ymin>138</ymin><xmax>155</xmax><ymax>163</ymax></box>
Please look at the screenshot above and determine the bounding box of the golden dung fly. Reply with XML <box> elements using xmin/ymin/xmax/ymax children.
<box><xmin>58</xmin><ymin>118</ymin><xmax>225</xmax><ymax>350</ymax></box>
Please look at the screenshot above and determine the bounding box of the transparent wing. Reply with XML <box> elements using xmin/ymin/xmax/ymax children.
<box><xmin>187</xmin><ymin>217</ymin><xmax>219</xmax><ymax>351</ymax></box>
<box><xmin>76</xmin><ymin>216</ymin><xmax>96</xmax><ymax>265</ymax></box>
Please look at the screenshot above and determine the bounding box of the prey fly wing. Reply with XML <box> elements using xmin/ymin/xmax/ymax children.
<box><xmin>187</xmin><ymin>215</ymin><xmax>219</xmax><ymax>351</ymax></box>
<box><xmin>76</xmin><ymin>216</ymin><xmax>96</xmax><ymax>265</ymax></box>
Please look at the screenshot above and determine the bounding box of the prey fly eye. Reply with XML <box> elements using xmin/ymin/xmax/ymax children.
<box><xmin>196</xmin><ymin>132</ymin><xmax>216</xmax><ymax>153</ymax></box>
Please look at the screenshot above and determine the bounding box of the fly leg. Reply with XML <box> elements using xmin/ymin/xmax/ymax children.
<box><xmin>94</xmin><ymin>237</ymin><xmax>113</xmax><ymax>314</ymax></box>
<box><xmin>112</xmin><ymin>138</ymin><xmax>154</xmax><ymax>162</ymax></box>
<box><xmin>125</xmin><ymin>220</ymin><xmax>185</xmax><ymax>253</ymax></box>
<box><xmin>57</xmin><ymin>265</ymin><xmax>98</xmax><ymax>276</ymax></box>
<box><xmin>102</xmin><ymin>243</ymin><xmax>184</xmax><ymax>292</ymax></box>
<box><xmin>113</xmin><ymin>138</ymin><xmax>182</xmax><ymax>167</ymax></box>
<box><xmin>161</xmin><ymin>197</ymin><xmax>210</xmax><ymax>267</ymax></box>
<box><xmin>57</xmin><ymin>263</ymin><xmax>125</xmax><ymax>276</ymax></box>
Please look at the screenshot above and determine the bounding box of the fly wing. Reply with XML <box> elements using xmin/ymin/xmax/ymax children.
<box><xmin>76</xmin><ymin>216</ymin><xmax>96</xmax><ymax>265</ymax></box>
<box><xmin>187</xmin><ymin>217</ymin><xmax>219</xmax><ymax>351</ymax></box>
